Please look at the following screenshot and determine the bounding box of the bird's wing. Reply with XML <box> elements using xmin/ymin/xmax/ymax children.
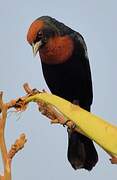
<box><xmin>74</xmin><ymin>32</ymin><xmax>93</xmax><ymax>107</ymax></box>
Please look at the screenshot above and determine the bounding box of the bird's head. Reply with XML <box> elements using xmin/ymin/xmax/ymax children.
<box><xmin>27</xmin><ymin>16</ymin><xmax>74</xmax><ymax>64</ymax></box>
<box><xmin>27</xmin><ymin>16</ymin><xmax>62</xmax><ymax>56</ymax></box>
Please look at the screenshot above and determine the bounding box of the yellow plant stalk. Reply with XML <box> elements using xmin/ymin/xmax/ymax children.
<box><xmin>26</xmin><ymin>92</ymin><xmax>117</xmax><ymax>159</ymax></box>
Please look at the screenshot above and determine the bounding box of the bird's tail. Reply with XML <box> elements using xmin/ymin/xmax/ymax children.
<box><xmin>67</xmin><ymin>130</ymin><xmax>98</xmax><ymax>171</ymax></box>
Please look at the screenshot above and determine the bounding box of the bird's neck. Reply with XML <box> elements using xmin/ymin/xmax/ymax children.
<box><xmin>39</xmin><ymin>35</ymin><xmax>74</xmax><ymax>64</ymax></box>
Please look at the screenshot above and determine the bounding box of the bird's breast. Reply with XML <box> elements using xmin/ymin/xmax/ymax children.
<box><xmin>39</xmin><ymin>35</ymin><xmax>74</xmax><ymax>64</ymax></box>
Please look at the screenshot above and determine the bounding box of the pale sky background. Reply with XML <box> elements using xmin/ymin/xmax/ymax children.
<box><xmin>0</xmin><ymin>0</ymin><xmax>117</xmax><ymax>179</ymax></box>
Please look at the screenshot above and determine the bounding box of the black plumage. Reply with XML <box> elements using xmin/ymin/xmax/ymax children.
<box><xmin>41</xmin><ymin>43</ymin><xmax>98</xmax><ymax>170</ymax></box>
<box><xmin>27</xmin><ymin>16</ymin><xmax>98</xmax><ymax>170</ymax></box>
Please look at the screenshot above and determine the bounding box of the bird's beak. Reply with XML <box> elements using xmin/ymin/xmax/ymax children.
<box><xmin>32</xmin><ymin>41</ymin><xmax>42</xmax><ymax>57</ymax></box>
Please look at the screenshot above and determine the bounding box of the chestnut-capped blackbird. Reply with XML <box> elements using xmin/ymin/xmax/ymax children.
<box><xmin>27</xmin><ymin>16</ymin><xmax>98</xmax><ymax>171</ymax></box>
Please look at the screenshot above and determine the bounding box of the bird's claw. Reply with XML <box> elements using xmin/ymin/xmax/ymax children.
<box><xmin>51</xmin><ymin>118</ymin><xmax>76</xmax><ymax>131</ymax></box>
<box><xmin>37</xmin><ymin>100</ymin><xmax>77</xmax><ymax>130</ymax></box>
<box><xmin>63</xmin><ymin>120</ymin><xmax>76</xmax><ymax>131</ymax></box>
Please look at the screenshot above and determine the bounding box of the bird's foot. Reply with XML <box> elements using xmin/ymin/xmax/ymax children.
<box><xmin>63</xmin><ymin>119</ymin><xmax>76</xmax><ymax>130</ymax></box>
<box><xmin>38</xmin><ymin>101</ymin><xmax>77</xmax><ymax>130</ymax></box>
<box><xmin>51</xmin><ymin>118</ymin><xmax>76</xmax><ymax>131</ymax></box>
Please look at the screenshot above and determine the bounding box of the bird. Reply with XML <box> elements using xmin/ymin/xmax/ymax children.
<box><xmin>27</xmin><ymin>16</ymin><xmax>98</xmax><ymax>171</ymax></box>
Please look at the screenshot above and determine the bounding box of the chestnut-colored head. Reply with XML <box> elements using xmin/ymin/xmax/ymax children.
<box><xmin>27</xmin><ymin>16</ymin><xmax>61</xmax><ymax>55</ymax></box>
<box><xmin>27</xmin><ymin>16</ymin><xmax>74</xmax><ymax>64</ymax></box>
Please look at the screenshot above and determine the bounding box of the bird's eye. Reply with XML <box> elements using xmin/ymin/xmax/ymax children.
<box><xmin>37</xmin><ymin>31</ymin><xmax>43</xmax><ymax>38</ymax></box>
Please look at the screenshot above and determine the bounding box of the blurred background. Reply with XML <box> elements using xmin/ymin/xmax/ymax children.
<box><xmin>0</xmin><ymin>0</ymin><xmax>117</xmax><ymax>179</ymax></box>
